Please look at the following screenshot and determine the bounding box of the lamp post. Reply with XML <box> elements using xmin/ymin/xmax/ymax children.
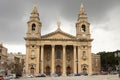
<box><xmin>114</xmin><ymin>50</ymin><xmax>120</xmax><ymax>78</ymax></box>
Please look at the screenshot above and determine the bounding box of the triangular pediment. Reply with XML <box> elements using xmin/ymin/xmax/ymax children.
<box><xmin>41</xmin><ymin>30</ymin><xmax>76</xmax><ymax>39</ymax></box>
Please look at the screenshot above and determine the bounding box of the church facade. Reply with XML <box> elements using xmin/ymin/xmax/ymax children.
<box><xmin>25</xmin><ymin>4</ymin><xmax>93</xmax><ymax>76</ymax></box>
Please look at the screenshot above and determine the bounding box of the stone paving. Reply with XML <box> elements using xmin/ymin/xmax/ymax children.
<box><xmin>11</xmin><ymin>75</ymin><xmax>120</xmax><ymax>80</ymax></box>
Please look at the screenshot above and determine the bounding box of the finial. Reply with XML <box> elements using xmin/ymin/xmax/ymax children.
<box><xmin>32</xmin><ymin>0</ymin><xmax>38</xmax><ymax>14</ymax></box>
<box><xmin>34</xmin><ymin>0</ymin><xmax>37</xmax><ymax>7</ymax></box>
<box><xmin>80</xmin><ymin>3</ymin><xmax>85</xmax><ymax>14</ymax></box>
<box><xmin>57</xmin><ymin>20</ymin><xmax>61</xmax><ymax>29</ymax></box>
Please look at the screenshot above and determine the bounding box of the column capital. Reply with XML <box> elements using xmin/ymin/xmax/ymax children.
<box><xmin>62</xmin><ymin>45</ymin><xmax>66</xmax><ymax>47</ymax></box>
<box><xmin>41</xmin><ymin>45</ymin><xmax>44</xmax><ymax>47</ymax></box>
<box><xmin>74</xmin><ymin>45</ymin><xmax>77</xmax><ymax>48</ymax></box>
<box><xmin>36</xmin><ymin>45</ymin><xmax>40</xmax><ymax>48</ymax></box>
<box><xmin>51</xmin><ymin>45</ymin><xmax>55</xmax><ymax>47</ymax></box>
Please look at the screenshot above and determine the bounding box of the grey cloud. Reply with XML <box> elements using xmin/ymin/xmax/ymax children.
<box><xmin>0</xmin><ymin>0</ymin><xmax>120</xmax><ymax>53</ymax></box>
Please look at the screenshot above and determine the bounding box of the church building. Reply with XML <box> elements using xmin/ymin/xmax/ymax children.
<box><xmin>25</xmin><ymin>3</ymin><xmax>93</xmax><ymax>76</ymax></box>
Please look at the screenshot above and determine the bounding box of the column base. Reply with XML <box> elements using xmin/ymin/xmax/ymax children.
<box><xmin>62</xmin><ymin>73</ymin><xmax>66</xmax><ymax>76</ymax></box>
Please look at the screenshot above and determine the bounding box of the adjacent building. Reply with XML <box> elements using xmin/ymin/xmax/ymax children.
<box><xmin>92</xmin><ymin>53</ymin><xmax>101</xmax><ymax>74</ymax></box>
<box><xmin>25</xmin><ymin>3</ymin><xmax>93</xmax><ymax>76</ymax></box>
<box><xmin>0</xmin><ymin>43</ymin><xmax>8</xmax><ymax>75</ymax></box>
<box><xmin>7</xmin><ymin>53</ymin><xmax>25</xmax><ymax>76</ymax></box>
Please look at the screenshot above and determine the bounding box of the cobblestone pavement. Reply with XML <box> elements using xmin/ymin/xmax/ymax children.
<box><xmin>11</xmin><ymin>75</ymin><xmax>120</xmax><ymax>80</ymax></box>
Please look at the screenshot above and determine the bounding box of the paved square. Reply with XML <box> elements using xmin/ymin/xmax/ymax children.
<box><xmin>11</xmin><ymin>75</ymin><xmax>120</xmax><ymax>80</ymax></box>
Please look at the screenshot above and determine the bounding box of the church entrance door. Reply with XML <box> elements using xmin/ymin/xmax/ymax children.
<box><xmin>56</xmin><ymin>65</ymin><xmax>61</xmax><ymax>76</ymax></box>
<box><xmin>66</xmin><ymin>66</ymin><xmax>71</xmax><ymax>76</ymax></box>
<box><xmin>30</xmin><ymin>66</ymin><xmax>34</xmax><ymax>75</ymax></box>
<box><xmin>46</xmin><ymin>66</ymin><xmax>51</xmax><ymax>75</ymax></box>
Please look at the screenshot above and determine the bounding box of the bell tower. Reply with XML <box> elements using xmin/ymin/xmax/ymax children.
<box><xmin>26</xmin><ymin>4</ymin><xmax>42</xmax><ymax>38</ymax></box>
<box><xmin>76</xmin><ymin>3</ymin><xmax>90</xmax><ymax>39</ymax></box>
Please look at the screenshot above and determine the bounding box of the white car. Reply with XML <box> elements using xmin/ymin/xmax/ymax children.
<box><xmin>26</xmin><ymin>74</ymin><xmax>33</xmax><ymax>78</ymax></box>
<box><xmin>5</xmin><ymin>74</ymin><xmax>16</xmax><ymax>80</ymax></box>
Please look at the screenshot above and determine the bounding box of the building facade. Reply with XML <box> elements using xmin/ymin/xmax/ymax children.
<box><xmin>25</xmin><ymin>4</ymin><xmax>93</xmax><ymax>76</ymax></box>
<box><xmin>7</xmin><ymin>53</ymin><xmax>25</xmax><ymax>76</ymax></box>
<box><xmin>92</xmin><ymin>53</ymin><xmax>101</xmax><ymax>74</ymax></box>
<box><xmin>0</xmin><ymin>43</ymin><xmax>8</xmax><ymax>75</ymax></box>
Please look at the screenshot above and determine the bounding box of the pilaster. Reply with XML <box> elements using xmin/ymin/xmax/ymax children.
<box><xmin>36</xmin><ymin>45</ymin><xmax>40</xmax><ymax>73</ymax></box>
<box><xmin>25</xmin><ymin>45</ymin><xmax>30</xmax><ymax>73</ymax></box>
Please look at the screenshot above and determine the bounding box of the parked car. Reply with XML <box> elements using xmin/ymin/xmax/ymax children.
<box><xmin>51</xmin><ymin>73</ymin><xmax>58</xmax><ymax>77</ymax></box>
<box><xmin>75</xmin><ymin>72</ymin><xmax>88</xmax><ymax>76</ymax></box>
<box><xmin>79</xmin><ymin>72</ymin><xmax>88</xmax><ymax>76</ymax></box>
<box><xmin>75</xmin><ymin>73</ymin><xmax>81</xmax><ymax>76</ymax></box>
<box><xmin>5</xmin><ymin>74</ymin><xmax>16</xmax><ymax>80</ymax></box>
<box><xmin>68</xmin><ymin>73</ymin><xmax>75</xmax><ymax>76</ymax></box>
<box><xmin>100</xmin><ymin>71</ymin><xmax>108</xmax><ymax>75</ymax></box>
<box><xmin>110</xmin><ymin>71</ymin><xmax>118</xmax><ymax>75</ymax></box>
<box><xmin>35</xmin><ymin>73</ymin><xmax>46</xmax><ymax>77</ymax></box>
<box><xmin>0</xmin><ymin>76</ymin><xmax>4</xmax><ymax>80</ymax></box>
<box><xmin>26</xmin><ymin>74</ymin><xmax>33</xmax><ymax>78</ymax></box>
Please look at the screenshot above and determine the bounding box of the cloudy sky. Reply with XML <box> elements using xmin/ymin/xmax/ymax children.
<box><xmin>0</xmin><ymin>0</ymin><xmax>120</xmax><ymax>54</ymax></box>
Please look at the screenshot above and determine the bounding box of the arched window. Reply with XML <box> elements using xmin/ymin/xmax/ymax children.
<box><xmin>56</xmin><ymin>50</ymin><xmax>61</xmax><ymax>59</ymax></box>
<box><xmin>81</xmin><ymin>25</ymin><xmax>86</xmax><ymax>32</ymax></box>
<box><xmin>32</xmin><ymin>23</ymin><xmax>36</xmax><ymax>31</ymax></box>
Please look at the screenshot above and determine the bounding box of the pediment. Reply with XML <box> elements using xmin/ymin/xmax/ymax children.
<box><xmin>42</xmin><ymin>30</ymin><xmax>76</xmax><ymax>39</ymax></box>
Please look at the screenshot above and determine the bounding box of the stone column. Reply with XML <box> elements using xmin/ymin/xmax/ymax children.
<box><xmin>51</xmin><ymin>45</ymin><xmax>55</xmax><ymax>74</ymax></box>
<box><xmin>62</xmin><ymin>45</ymin><xmax>66</xmax><ymax>76</ymax></box>
<box><xmin>73</xmin><ymin>46</ymin><xmax>77</xmax><ymax>74</ymax></box>
<box><xmin>41</xmin><ymin>45</ymin><xmax>44</xmax><ymax>74</ymax></box>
